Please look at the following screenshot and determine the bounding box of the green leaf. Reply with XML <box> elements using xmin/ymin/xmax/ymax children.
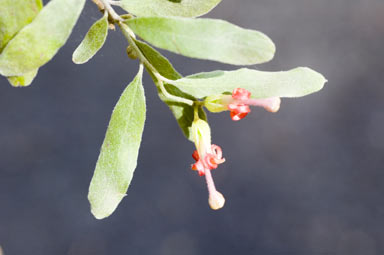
<box><xmin>0</xmin><ymin>0</ymin><xmax>86</xmax><ymax>76</ymax></box>
<box><xmin>0</xmin><ymin>0</ymin><xmax>42</xmax><ymax>86</ymax></box>
<box><xmin>135</xmin><ymin>39</ymin><xmax>206</xmax><ymax>141</ymax></box>
<box><xmin>0</xmin><ymin>0</ymin><xmax>43</xmax><ymax>52</ymax></box>
<box><xmin>72</xmin><ymin>13</ymin><xmax>109</xmax><ymax>64</ymax></box>
<box><xmin>135</xmin><ymin>39</ymin><xmax>181</xmax><ymax>80</ymax></box>
<box><xmin>88</xmin><ymin>66</ymin><xmax>146</xmax><ymax>219</ymax></box>
<box><xmin>119</xmin><ymin>0</ymin><xmax>221</xmax><ymax>17</ymax></box>
<box><xmin>126</xmin><ymin>17</ymin><xmax>275</xmax><ymax>65</ymax></box>
<box><xmin>7</xmin><ymin>69</ymin><xmax>38</xmax><ymax>87</ymax></box>
<box><xmin>171</xmin><ymin>67</ymin><xmax>327</xmax><ymax>99</ymax></box>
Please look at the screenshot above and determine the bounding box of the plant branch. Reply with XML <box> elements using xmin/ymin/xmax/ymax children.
<box><xmin>109</xmin><ymin>0</ymin><xmax>122</xmax><ymax>6</ymax></box>
<box><xmin>97</xmin><ymin>0</ymin><xmax>123</xmax><ymax>22</ymax></box>
<box><xmin>90</xmin><ymin>0</ymin><xmax>194</xmax><ymax>106</ymax></box>
<box><xmin>119</xmin><ymin>23</ymin><xmax>194</xmax><ymax>106</ymax></box>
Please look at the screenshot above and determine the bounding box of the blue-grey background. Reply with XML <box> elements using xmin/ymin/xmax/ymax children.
<box><xmin>1</xmin><ymin>0</ymin><xmax>384</xmax><ymax>254</ymax></box>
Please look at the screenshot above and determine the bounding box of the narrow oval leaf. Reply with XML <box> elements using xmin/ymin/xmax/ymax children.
<box><xmin>7</xmin><ymin>69</ymin><xmax>38</xmax><ymax>87</ymax></box>
<box><xmin>72</xmin><ymin>13</ymin><xmax>109</xmax><ymax>64</ymax></box>
<box><xmin>126</xmin><ymin>17</ymin><xmax>275</xmax><ymax>65</ymax></box>
<box><xmin>119</xmin><ymin>0</ymin><xmax>221</xmax><ymax>17</ymax></box>
<box><xmin>0</xmin><ymin>0</ymin><xmax>86</xmax><ymax>76</ymax></box>
<box><xmin>0</xmin><ymin>0</ymin><xmax>43</xmax><ymax>52</ymax></box>
<box><xmin>135</xmin><ymin>39</ymin><xmax>206</xmax><ymax>141</ymax></box>
<box><xmin>88</xmin><ymin>66</ymin><xmax>146</xmax><ymax>219</ymax></box>
<box><xmin>172</xmin><ymin>67</ymin><xmax>327</xmax><ymax>99</ymax></box>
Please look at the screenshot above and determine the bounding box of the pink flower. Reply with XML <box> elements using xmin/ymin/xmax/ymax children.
<box><xmin>204</xmin><ymin>88</ymin><xmax>281</xmax><ymax>121</ymax></box>
<box><xmin>191</xmin><ymin>144</ymin><xmax>225</xmax><ymax>176</ymax></box>
<box><xmin>191</xmin><ymin>119</ymin><xmax>226</xmax><ymax>210</ymax></box>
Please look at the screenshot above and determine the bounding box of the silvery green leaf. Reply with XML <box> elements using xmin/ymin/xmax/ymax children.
<box><xmin>0</xmin><ymin>0</ymin><xmax>86</xmax><ymax>76</ymax></box>
<box><xmin>172</xmin><ymin>67</ymin><xmax>327</xmax><ymax>99</ymax></box>
<box><xmin>72</xmin><ymin>12</ymin><xmax>109</xmax><ymax>64</ymax></box>
<box><xmin>126</xmin><ymin>17</ymin><xmax>275</xmax><ymax>65</ymax></box>
<box><xmin>0</xmin><ymin>0</ymin><xmax>43</xmax><ymax>52</ymax></box>
<box><xmin>88</xmin><ymin>66</ymin><xmax>146</xmax><ymax>219</ymax></box>
<box><xmin>119</xmin><ymin>0</ymin><xmax>221</xmax><ymax>17</ymax></box>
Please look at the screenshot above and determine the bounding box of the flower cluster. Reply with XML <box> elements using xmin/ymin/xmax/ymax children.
<box><xmin>189</xmin><ymin>88</ymin><xmax>281</xmax><ymax>210</ymax></box>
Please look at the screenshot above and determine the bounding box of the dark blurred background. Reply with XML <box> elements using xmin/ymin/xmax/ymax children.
<box><xmin>1</xmin><ymin>0</ymin><xmax>384</xmax><ymax>254</ymax></box>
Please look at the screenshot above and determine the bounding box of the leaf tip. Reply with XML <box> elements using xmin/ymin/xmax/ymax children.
<box><xmin>88</xmin><ymin>192</ymin><xmax>127</xmax><ymax>220</ymax></box>
<box><xmin>72</xmin><ymin>52</ymin><xmax>86</xmax><ymax>65</ymax></box>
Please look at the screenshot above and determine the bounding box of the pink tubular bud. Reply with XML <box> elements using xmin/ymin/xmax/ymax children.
<box><xmin>228</xmin><ymin>88</ymin><xmax>281</xmax><ymax>120</ymax></box>
<box><xmin>244</xmin><ymin>97</ymin><xmax>281</xmax><ymax>113</ymax></box>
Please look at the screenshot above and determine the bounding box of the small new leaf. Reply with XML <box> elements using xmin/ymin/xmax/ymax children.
<box><xmin>0</xmin><ymin>0</ymin><xmax>86</xmax><ymax>76</ymax></box>
<box><xmin>135</xmin><ymin>39</ymin><xmax>206</xmax><ymax>141</ymax></box>
<box><xmin>126</xmin><ymin>17</ymin><xmax>275</xmax><ymax>65</ymax></box>
<box><xmin>88</xmin><ymin>66</ymin><xmax>146</xmax><ymax>219</ymax></box>
<box><xmin>119</xmin><ymin>0</ymin><xmax>221</xmax><ymax>17</ymax></box>
<box><xmin>172</xmin><ymin>67</ymin><xmax>327</xmax><ymax>99</ymax></box>
<box><xmin>72</xmin><ymin>12</ymin><xmax>109</xmax><ymax>64</ymax></box>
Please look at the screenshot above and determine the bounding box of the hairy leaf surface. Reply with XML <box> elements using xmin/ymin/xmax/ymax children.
<box><xmin>0</xmin><ymin>0</ymin><xmax>86</xmax><ymax>76</ymax></box>
<box><xmin>72</xmin><ymin>13</ymin><xmax>108</xmax><ymax>64</ymax></box>
<box><xmin>0</xmin><ymin>0</ymin><xmax>43</xmax><ymax>52</ymax></box>
<box><xmin>172</xmin><ymin>67</ymin><xmax>327</xmax><ymax>99</ymax></box>
<box><xmin>126</xmin><ymin>17</ymin><xmax>275</xmax><ymax>65</ymax></box>
<box><xmin>120</xmin><ymin>0</ymin><xmax>221</xmax><ymax>17</ymax></box>
<box><xmin>88</xmin><ymin>66</ymin><xmax>146</xmax><ymax>219</ymax></box>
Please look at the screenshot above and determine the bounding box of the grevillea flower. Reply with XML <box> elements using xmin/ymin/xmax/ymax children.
<box><xmin>191</xmin><ymin>119</ymin><xmax>226</xmax><ymax>210</ymax></box>
<box><xmin>204</xmin><ymin>88</ymin><xmax>281</xmax><ymax>121</ymax></box>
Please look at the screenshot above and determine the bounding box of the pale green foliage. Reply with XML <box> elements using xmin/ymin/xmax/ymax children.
<box><xmin>88</xmin><ymin>66</ymin><xmax>146</xmax><ymax>219</ymax></box>
<box><xmin>72</xmin><ymin>13</ymin><xmax>109</xmax><ymax>64</ymax></box>
<box><xmin>172</xmin><ymin>67</ymin><xmax>327</xmax><ymax>99</ymax></box>
<box><xmin>0</xmin><ymin>0</ymin><xmax>43</xmax><ymax>52</ymax></box>
<box><xmin>119</xmin><ymin>0</ymin><xmax>221</xmax><ymax>17</ymax></box>
<box><xmin>7</xmin><ymin>69</ymin><xmax>39</xmax><ymax>87</ymax></box>
<box><xmin>135</xmin><ymin>39</ymin><xmax>182</xmax><ymax>80</ymax></box>
<box><xmin>0</xmin><ymin>0</ymin><xmax>43</xmax><ymax>87</ymax></box>
<box><xmin>126</xmin><ymin>17</ymin><xmax>275</xmax><ymax>65</ymax></box>
<box><xmin>135</xmin><ymin>39</ymin><xmax>206</xmax><ymax>141</ymax></box>
<box><xmin>0</xmin><ymin>0</ymin><xmax>327</xmax><ymax>219</ymax></box>
<box><xmin>0</xmin><ymin>0</ymin><xmax>85</xmax><ymax>76</ymax></box>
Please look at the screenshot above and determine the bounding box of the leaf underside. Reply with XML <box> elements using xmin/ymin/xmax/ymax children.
<box><xmin>88</xmin><ymin>66</ymin><xmax>146</xmax><ymax>219</ymax></box>
<box><xmin>173</xmin><ymin>67</ymin><xmax>327</xmax><ymax>99</ymax></box>
<box><xmin>0</xmin><ymin>0</ymin><xmax>43</xmax><ymax>86</ymax></box>
<box><xmin>120</xmin><ymin>0</ymin><xmax>221</xmax><ymax>17</ymax></box>
<box><xmin>126</xmin><ymin>17</ymin><xmax>275</xmax><ymax>65</ymax></box>
<box><xmin>72</xmin><ymin>13</ymin><xmax>109</xmax><ymax>64</ymax></box>
<box><xmin>0</xmin><ymin>0</ymin><xmax>86</xmax><ymax>77</ymax></box>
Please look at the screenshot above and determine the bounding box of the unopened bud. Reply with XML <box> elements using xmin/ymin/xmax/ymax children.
<box><xmin>126</xmin><ymin>45</ymin><xmax>137</xmax><ymax>59</ymax></box>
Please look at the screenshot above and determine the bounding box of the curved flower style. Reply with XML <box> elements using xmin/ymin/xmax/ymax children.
<box><xmin>205</xmin><ymin>88</ymin><xmax>281</xmax><ymax>121</ymax></box>
<box><xmin>191</xmin><ymin>119</ymin><xmax>226</xmax><ymax>210</ymax></box>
